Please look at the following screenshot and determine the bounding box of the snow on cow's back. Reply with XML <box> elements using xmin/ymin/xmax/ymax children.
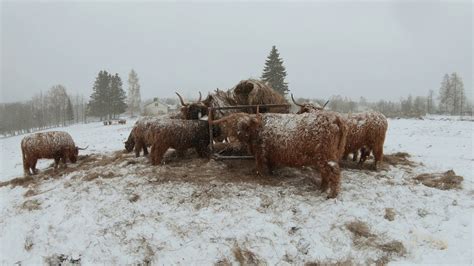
<box><xmin>22</xmin><ymin>131</ymin><xmax>76</xmax><ymax>151</ymax></box>
<box><xmin>261</xmin><ymin>112</ymin><xmax>343</xmax><ymax>141</ymax></box>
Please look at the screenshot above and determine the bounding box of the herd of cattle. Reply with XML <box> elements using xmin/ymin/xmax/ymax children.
<box><xmin>20</xmin><ymin>79</ymin><xmax>387</xmax><ymax>199</ymax></box>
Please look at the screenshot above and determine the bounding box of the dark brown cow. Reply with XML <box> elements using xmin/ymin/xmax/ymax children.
<box><xmin>21</xmin><ymin>131</ymin><xmax>85</xmax><ymax>176</ymax></box>
<box><xmin>148</xmin><ymin>119</ymin><xmax>220</xmax><ymax>165</ymax></box>
<box><xmin>213</xmin><ymin>112</ymin><xmax>348</xmax><ymax>198</ymax></box>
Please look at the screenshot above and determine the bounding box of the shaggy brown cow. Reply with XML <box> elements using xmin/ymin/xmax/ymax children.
<box><xmin>212</xmin><ymin>112</ymin><xmax>348</xmax><ymax>198</ymax></box>
<box><xmin>292</xmin><ymin>96</ymin><xmax>388</xmax><ymax>170</ymax></box>
<box><xmin>342</xmin><ymin>112</ymin><xmax>388</xmax><ymax>170</ymax></box>
<box><xmin>21</xmin><ymin>131</ymin><xmax>84</xmax><ymax>176</ymax></box>
<box><xmin>124</xmin><ymin>112</ymin><xmax>185</xmax><ymax>155</ymax></box>
<box><xmin>176</xmin><ymin>79</ymin><xmax>290</xmax><ymax>121</ymax></box>
<box><xmin>147</xmin><ymin>119</ymin><xmax>220</xmax><ymax>165</ymax></box>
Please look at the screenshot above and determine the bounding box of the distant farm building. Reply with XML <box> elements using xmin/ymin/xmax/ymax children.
<box><xmin>143</xmin><ymin>98</ymin><xmax>169</xmax><ymax>116</ymax></box>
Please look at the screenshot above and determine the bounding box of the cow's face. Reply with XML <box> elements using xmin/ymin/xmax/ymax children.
<box><xmin>124</xmin><ymin>136</ymin><xmax>135</xmax><ymax>152</ymax></box>
<box><xmin>69</xmin><ymin>147</ymin><xmax>79</xmax><ymax>163</ymax></box>
<box><xmin>237</xmin><ymin>116</ymin><xmax>260</xmax><ymax>142</ymax></box>
<box><xmin>181</xmin><ymin>103</ymin><xmax>208</xmax><ymax>120</ymax></box>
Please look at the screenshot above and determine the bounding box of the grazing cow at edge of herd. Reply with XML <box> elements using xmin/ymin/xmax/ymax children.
<box><xmin>291</xmin><ymin>95</ymin><xmax>388</xmax><ymax>170</ymax></box>
<box><xmin>21</xmin><ymin>131</ymin><xmax>86</xmax><ymax>176</ymax></box>
<box><xmin>124</xmin><ymin>116</ymin><xmax>221</xmax><ymax>165</ymax></box>
<box><xmin>212</xmin><ymin>112</ymin><xmax>348</xmax><ymax>199</ymax></box>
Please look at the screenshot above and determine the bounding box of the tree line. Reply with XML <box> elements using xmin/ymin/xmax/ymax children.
<box><xmin>0</xmin><ymin>85</ymin><xmax>85</xmax><ymax>136</ymax></box>
<box><xmin>1</xmin><ymin>69</ymin><xmax>142</xmax><ymax>136</ymax></box>
<box><xmin>296</xmin><ymin>72</ymin><xmax>471</xmax><ymax>118</ymax></box>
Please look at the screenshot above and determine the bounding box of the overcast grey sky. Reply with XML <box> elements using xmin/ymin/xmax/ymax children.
<box><xmin>1</xmin><ymin>1</ymin><xmax>472</xmax><ymax>103</ymax></box>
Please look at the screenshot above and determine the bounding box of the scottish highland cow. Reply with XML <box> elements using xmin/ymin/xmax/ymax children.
<box><xmin>21</xmin><ymin>131</ymin><xmax>84</xmax><ymax>176</ymax></box>
<box><xmin>212</xmin><ymin>112</ymin><xmax>348</xmax><ymax>198</ymax></box>
<box><xmin>124</xmin><ymin>112</ymin><xmax>185</xmax><ymax>156</ymax></box>
<box><xmin>148</xmin><ymin>119</ymin><xmax>220</xmax><ymax>165</ymax></box>
<box><xmin>342</xmin><ymin>112</ymin><xmax>388</xmax><ymax>170</ymax></box>
<box><xmin>176</xmin><ymin>79</ymin><xmax>290</xmax><ymax>120</ymax></box>
<box><xmin>292</xmin><ymin>95</ymin><xmax>388</xmax><ymax>170</ymax></box>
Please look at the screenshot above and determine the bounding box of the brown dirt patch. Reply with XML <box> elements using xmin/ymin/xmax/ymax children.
<box><xmin>414</xmin><ymin>170</ymin><xmax>463</xmax><ymax>190</ymax></box>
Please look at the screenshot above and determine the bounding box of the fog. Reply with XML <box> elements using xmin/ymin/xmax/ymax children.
<box><xmin>1</xmin><ymin>1</ymin><xmax>472</xmax><ymax>103</ymax></box>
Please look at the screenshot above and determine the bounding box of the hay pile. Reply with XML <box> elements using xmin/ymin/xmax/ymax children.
<box><xmin>414</xmin><ymin>170</ymin><xmax>463</xmax><ymax>190</ymax></box>
<box><xmin>230</xmin><ymin>79</ymin><xmax>289</xmax><ymax>113</ymax></box>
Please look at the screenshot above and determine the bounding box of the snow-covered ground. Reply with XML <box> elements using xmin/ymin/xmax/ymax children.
<box><xmin>0</xmin><ymin>116</ymin><xmax>472</xmax><ymax>264</ymax></box>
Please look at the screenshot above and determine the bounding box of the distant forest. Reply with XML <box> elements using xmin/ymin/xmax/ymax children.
<box><xmin>1</xmin><ymin>72</ymin><xmax>471</xmax><ymax>137</ymax></box>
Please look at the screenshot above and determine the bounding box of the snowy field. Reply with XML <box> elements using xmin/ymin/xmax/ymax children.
<box><xmin>0</xmin><ymin>116</ymin><xmax>472</xmax><ymax>264</ymax></box>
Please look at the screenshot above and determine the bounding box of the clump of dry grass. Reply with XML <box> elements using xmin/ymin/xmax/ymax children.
<box><xmin>378</xmin><ymin>240</ymin><xmax>406</xmax><ymax>256</ymax></box>
<box><xmin>21</xmin><ymin>199</ymin><xmax>41</xmax><ymax>211</ymax></box>
<box><xmin>346</xmin><ymin>220</ymin><xmax>375</xmax><ymax>239</ymax></box>
<box><xmin>345</xmin><ymin>220</ymin><xmax>406</xmax><ymax>262</ymax></box>
<box><xmin>233</xmin><ymin>244</ymin><xmax>265</xmax><ymax>265</ymax></box>
<box><xmin>384</xmin><ymin>208</ymin><xmax>396</xmax><ymax>221</ymax></box>
<box><xmin>305</xmin><ymin>260</ymin><xmax>354</xmax><ymax>266</ymax></box>
<box><xmin>414</xmin><ymin>170</ymin><xmax>463</xmax><ymax>190</ymax></box>
<box><xmin>82</xmin><ymin>171</ymin><xmax>115</xmax><ymax>181</ymax></box>
<box><xmin>0</xmin><ymin>175</ymin><xmax>35</xmax><ymax>188</ymax></box>
<box><xmin>383</xmin><ymin>152</ymin><xmax>416</xmax><ymax>167</ymax></box>
<box><xmin>214</xmin><ymin>258</ymin><xmax>232</xmax><ymax>266</ymax></box>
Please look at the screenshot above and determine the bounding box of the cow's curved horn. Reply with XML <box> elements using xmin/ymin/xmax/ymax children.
<box><xmin>291</xmin><ymin>94</ymin><xmax>304</xmax><ymax>107</ymax></box>
<box><xmin>198</xmin><ymin>91</ymin><xmax>202</xmax><ymax>102</ymax></box>
<box><xmin>322</xmin><ymin>100</ymin><xmax>330</xmax><ymax>108</ymax></box>
<box><xmin>175</xmin><ymin>92</ymin><xmax>188</xmax><ymax>106</ymax></box>
<box><xmin>77</xmin><ymin>145</ymin><xmax>89</xmax><ymax>150</ymax></box>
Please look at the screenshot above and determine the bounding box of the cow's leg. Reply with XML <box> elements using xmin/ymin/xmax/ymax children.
<box><xmin>359</xmin><ymin>147</ymin><xmax>370</xmax><ymax>165</ymax></box>
<box><xmin>352</xmin><ymin>150</ymin><xmax>358</xmax><ymax>162</ymax></box>
<box><xmin>372</xmin><ymin>144</ymin><xmax>383</xmax><ymax>171</ymax></box>
<box><xmin>143</xmin><ymin>144</ymin><xmax>149</xmax><ymax>156</ymax></box>
<box><xmin>320</xmin><ymin>161</ymin><xmax>341</xmax><ymax>199</ymax></box>
<box><xmin>54</xmin><ymin>157</ymin><xmax>60</xmax><ymax>169</ymax></box>
<box><xmin>195</xmin><ymin>141</ymin><xmax>210</xmax><ymax>158</ymax></box>
<box><xmin>23</xmin><ymin>156</ymin><xmax>32</xmax><ymax>176</ymax></box>
<box><xmin>254</xmin><ymin>151</ymin><xmax>270</xmax><ymax>176</ymax></box>
<box><xmin>134</xmin><ymin>142</ymin><xmax>141</xmax><ymax>157</ymax></box>
<box><xmin>61</xmin><ymin>155</ymin><xmax>68</xmax><ymax>168</ymax></box>
<box><xmin>31</xmin><ymin>159</ymin><xmax>39</xmax><ymax>174</ymax></box>
<box><xmin>150</xmin><ymin>143</ymin><xmax>168</xmax><ymax>165</ymax></box>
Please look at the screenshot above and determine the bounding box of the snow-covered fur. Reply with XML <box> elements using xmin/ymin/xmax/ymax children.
<box><xmin>342</xmin><ymin>112</ymin><xmax>388</xmax><ymax>169</ymax></box>
<box><xmin>148</xmin><ymin>119</ymin><xmax>219</xmax><ymax>165</ymax></box>
<box><xmin>177</xmin><ymin>79</ymin><xmax>289</xmax><ymax>122</ymax></box>
<box><xmin>21</xmin><ymin>131</ymin><xmax>78</xmax><ymax>176</ymax></box>
<box><xmin>213</xmin><ymin>112</ymin><xmax>348</xmax><ymax>198</ymax></box>
<box><xmin>124</xmin><ymin>112</ymin><xmax>184</xmax><ymax>156</ymax></box>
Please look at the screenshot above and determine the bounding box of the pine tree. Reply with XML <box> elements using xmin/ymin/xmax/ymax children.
<box><xmin>127</xmin><ymin>69</ymin><xmax>141</xmax><ymax>117</ymax></box>
<box><xmin>88</xmin><ymin>70</ymin><xmax>111</xmax><ymax>120</ymax></box>
<box><xmin>109</xmin><ymin>73</ymin><xmax>127</xmax><ymax>119</ymax></box>
<box><xmin>261</xmin><ymin>45</ymin><xmax>289</xmax><ymax>96</ymax></box>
